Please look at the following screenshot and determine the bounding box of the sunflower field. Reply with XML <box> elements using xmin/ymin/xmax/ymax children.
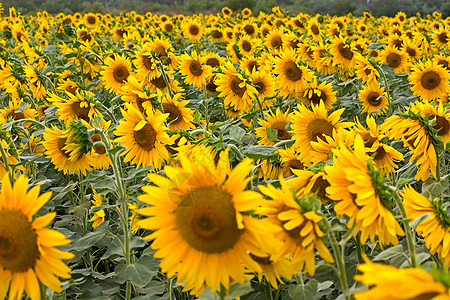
<box><xmin>1</xmin><ymin>2</ymin><xmax>450</xmax><ymax>299</ymax></box>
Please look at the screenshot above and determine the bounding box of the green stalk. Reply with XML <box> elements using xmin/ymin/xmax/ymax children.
<box><xmin>391</xmin><ymin>187</ymin><xmax>419</xmax><ymax>268</ymax></box>
<box><xmin>323</xmin><ymin>218</ymin><xmax>350</xmax><ymax>300</ymax></box>
<box><xmin>263</xmin><ymin>278</ymin><xmax>274</xmax><ymax>300</ymax></box>
<box><xmin>375</xmin><ymin>65</ymin><xmax>393</xmax><ymax>116</ymax></box>
<box><xmin>0</xmin><ymin>141</ymin><xmax>14</xmax><ymax>184</ymax></box>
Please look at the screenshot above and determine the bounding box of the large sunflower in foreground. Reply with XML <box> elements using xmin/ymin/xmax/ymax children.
<box><xmin>291</xmin><ymin>102</ymin><xmax>348</xmax><ymax>164</ymax></box>
<box><xmin>409</xmin><ymin>60</ymin><xmax>450</xmax><ymax>101</ymax></box>
<box><xmin>100</xmin><ymin>54</ymin><xmax>132</xmax><ymax>94</ymax></box>
<box><xmin>114</xmin><ymin>103</ymin><xmax>171</xmax><ymax>168</ymax></box>
<box><xmin>354</xmin><ymin>259</ymin><xmax>450</xmax><ymax>299</ymax></box>
<box><xmin>402</xmin><ymin>185</ymin><xmax>450</xmax><ymax>270</ymax></box>
<box><xmin>255</xmin><ymin>108</ymin><xmax>292</xmax><ymax>146</ymax></box>
<box><xmin>137</xmin><ymin>153</ymin><xmax>279</xmax><ymax>296</ymax></box>
<box><xmin>324</xmin><ymin>135</ymin><xmax>405</xmax><ymax>246</ymax></box>
<box><xmin>0</xmin><ymin>174</ymin><xmax>74</xmax><ymax>300</ymax></box>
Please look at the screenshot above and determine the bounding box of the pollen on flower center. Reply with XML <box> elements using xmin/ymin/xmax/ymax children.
<box><xmin>113</xmin><ymin>66</ymin><xmax>130</xmax><ymax>83</ymax></box>
<box><xmin>175</xmin><ymin>186</ymin><xmax>243</xmax><ymax>253</ymax></box>
<box><xmin>283</xmin><ymin>61</ymin><xmax>302</xmax><ymax>82</ymax></box>
<box><xmin>306</xmin><ymin>118</ymin><xmax>334</xmax><ymax>142</ymax></box>
<box><xmin>162</xmin><ymin>102</ymin><xmax>182</xmax><ymax>125</ymax></box>
<box><xmin>71</xmin><ymin>101</ymin><xmax>90</xmax><ymax>121</ymax></box>
<box><xmin>421</xmin><ymin>71</ymin><xmax>441</xmax><ymax>90</ymax></box>
<box><xmin>0</xmin><ymin>210</ymin><xmax>40</xmax><ymax>273</ymax></box>
<box><xmin>230</xmin><ymin>76</ymin><xmax>246</xmax><ymax>97</ymax></box>
<box><xmin>386</xmin><ymin>53</ymin><xmax>401</xmax><ymax>68</ymax></box>
<box><xmin>189</xmin><ymin>60</ymin><xmax>203</xmax><ymax>76</ymax></box>
<box><xmin>134</xmin><ymin>123</ymin><xmax>157</xmax><ymax>151</ymax></box>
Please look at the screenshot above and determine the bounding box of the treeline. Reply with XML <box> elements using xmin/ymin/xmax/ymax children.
<box><xmin>3</xmin><ymin>0</ymin><xmax>450</xmax><ymax>17</ymax></box>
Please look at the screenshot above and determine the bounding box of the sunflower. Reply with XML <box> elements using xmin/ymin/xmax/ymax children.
<box><xmin>23</xmin><ymin>64</ymin><xmax>47</xmax><ymax>100</ymax></box>
<box><xmin>251</xmin><ymin>70</ymin><xmax>277</xmax><ymax>108</ymax></box>
<box><xmin>358</xmin><ymin>80</ymin><xmax>389</xmax><ymax>115</ymax></box>
<box><xmin>114</xmin><ymin>103</ymin><xmax>171</xmax><ymax>168</ymax></box>
<box><xmin>288</xmin><ymin>169</ymin><xmax>332</xmax><ymax>204</ymax></box>
<box><xmin>50</xmin><ymin>90</ymin><xmax>102</xmax><ymax>124</ymax></box>
<box><xmin>402</xmin><ymin>39</ymin><xmax>423</xmax><ymax>63</ymax></box>
<box><xmin>354</xmin><ymin>116</ymin><xmax>403</xmax><ymax>175</ymax></box>
<box><xmin>297</xmin><ymin>80</ymin><xmax>337</xmax><ymax>110</ymax></box>
<box><xmin>402</xmin><ymin>185</ymin><xmax>450</xmax><ymax>270</ymax></box>
<box><xmin>89</xmin><ymin>189</ymin><xmax>105</xmax><ymax>229</ymax></box>
<box><xmin>380</xmin><ymin>111</ymin><xmax>438</xmax><ymax>181</ymax></box>
<box><xmin>148</xmin><ymin>37</ymin><xmax>178</xmax><ymax>70</ymax></box>
<box><xmin>255</xmin><ymin>158</ymin><xmax>282</xmax><ymax>180</ymax></box>
<box><xmin>0</xmin><ymin>174</ymin><xmax>74</xmax><ymax>300</ymax></box>
<box><xmin>183</xmin><ymin>19</ymin><xmax>203</xmax><ymax>41</ymax></box>
<box><xmin>137</xmin><ymin>153</ymin><xmax>278</xmax><ymax>296</ymax></box>
<box><xmin>134</xmin><ymin>45</ymin><xmax>160</xmax><ymax>81</ymax></box>
<box><xmin>100</xmin><ymin>54</ymin><xmax>132</xmax><ymax>94</ymax></box>
<box><xmin>84</xmin><ymin>13</ymin><xmax>98</xmax><ymax>28</ymax></box>
<box><xmin>241</xmin><ymin>56</ymin><xmax>261</xmax><ymax>74</ymax></box>
<box><xmin>147</xmin><ymin>70</ymin><xmax>182</xmax><ymax>95</ymax></box>
<box><xmin>291</xmin><ymin>102</ymin><xmax>348</xmax><ymax>165</ymax></box>
<box><xmin>258</xmin><ymin>178</ymin><xmax>334</xmax><ymax>276</ymax></box>
<box><xmin>355</xmin><ymin>56</ymin><xmax>379</xmax><ymax>83</ymax></box>
<box><xmin>215</xmin><ymin>61</ymin><xmax>257</xmax><ymax>113</ymax></box>
<box><xmin>354</xmin><ymin>259</ymin><xmax>450</xmax><ymax>299</ymax></box>
<box><xmin>42</xmin><ymin>126</ymin><xmax>94</xmax><ymax>175</ymax></box>
<box><xmin>380</xmin><ymin>45</ymin><xmax>410</xmax><ymax>74</ymax></box>
<box><xmin>409</xmin><ymin>60</ymin><xmax>450</xmax><ymax>101</ymax></box>
<box><xmin>432</xmin><ymin>27</ymin><xmax>450</xmax><ymax>49</ymax></box>
<box><xmin>307</xmin><ymin>19</ymin><xmax>322</xmax><ymax>42</ymax></box>
<box><xmin>0</xmin><ymin>100</ymin><xmax>37</xmax><ymax>126</ymax></box>
<box><xmin>415</xmin><ymin>101</ymin><xmax>450</xmax><ymax>145</ymax></box>
<box><xmin>237</xmin><ymin>35</ymin><xmax>259</xmax><ymax>57</ymax></box>
<box><xmin>277</xmin><ymin>148</ymin><xmax>304</xmax><ymax>178</ymax></box>
<box><xmin>202</xmin><ymin>51</ymin><xmax>222</xmax><ymax>69</ymax></box>
<box><xmin>121</xmin><ymin>75</ymin><xmax>157</xmax><ymax>114</ymax></box>
<box><xmin>325</xmin><ymin>135</ymin><xmax>405</xmax><ymax>246</ymax></box>
<box><xmin>179</xmin><ymin>50</ymin><xmax>212</xmax><ymax>89</ymax></box>
<box><xmin>222</xmin><ymin>6</ymin><xmax>232</xmax><ymax>18</ymax></box>
<box><xmin>161</xmin><ymin>93</ymin><xmax>195</xmax><ymax>130</ymax></box>
<box><xmin>329</xmin><ymin>36</ymin><xmax>358</xmax><ymax>71</ymax></box>
<box><xmin>273</xmin><ymin>48</ymin><xmax>314</xmax><ymax>98</ymax></box>
<box><xmin>241</xmin><ymin>7</ymin><xmax>252</xmax><ymax>18</ymax></box>
<box><xmin>265</xmin><ymin>28</ymin><xmax>284</xmax><ymax>51</ymax></box>
<box><xmin>255</xmin><ymin>108</ymin><xmax>292</xmax><ymax>146</ymax></box>
<box><xmin>311</xmin><ymin>44</ymin><xmax>336</xmax><ymax>75</ymax></box>
<box><xmin>436</xmin><ymin>54</ymin><xmax>450</xmax><ymax>72</ymax></box>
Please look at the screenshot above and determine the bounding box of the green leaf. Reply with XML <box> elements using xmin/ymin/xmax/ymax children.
<box><xmin>288</xmin><ymin>279</ymin><xmax>318</xmax><ymax>300</ymax></box>
<box><xmin>243</xmin><ymin>145</ymin><xmax>278</xmax><ymax>159</ymax></box>
<box><xmin>71</xmin><ymin>223</ymin><xmax>109</xmax><ymax>251</ymax></box>
<box><xmin>225</xmin><ymin>281</ymin><xmax>253</xmax><ymax>299</ymax></box>
<box><xmin>135</xmin><ymin>280</ymin><xmax>166</xmax><ymax>297</ymax></box>
<box><xmin>366</xmin><ymin>42</ymin><xmax>386</xmax><ymax>50</ymax></box>
<box><xmin>373</xmin><ymin>244</ymin><xmax>404</xmax><ymax>261</ymax></box>
<box><xmin>114</xmin><ymin>255</ymin><xmax>159</xmax><ymax>288</ymax></box>
<box><xmin>266</xmin><ymin>128</ymin><xmax>279</xmax><ymax>142</ymax></box>
<box><xmin>410</xmin><ymin>213</ymin><xmax>430</xmax><ymax>230</ymax></box>
<box><xmin>101</xmin><ymin>236</ymin><xmax>146</xmax><ymax>260</ymax></box>
<box><xmin>422</xmin><ymin>176</ymin><xmax>450</xmax><ymax>199</ymax></box>
<box><xmin>229</xmin><ymin>126</ymin><xmax>246</xmax><ymax>143</ymax></box>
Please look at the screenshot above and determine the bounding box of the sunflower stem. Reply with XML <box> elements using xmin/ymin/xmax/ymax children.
<box><xmin>263</xmin><ymin>277</ymin><xmax>274</xmax><ymax>300</ymax></box>
<box><xmin>157</xmin><ymin>58</ymin><xmax>173</xmax><ymax>98</ymax></box>
<box><xmin>40</xmin><ymin>281</ymin><xmax>47</xmax><ymax>299</ymax></box>
<box><xmin>376</xmin><ymin>65</ymin><xmax>393</xmax><ymax>116</ymax></box>
<box><xmin>392</xmin><ymin>188</ymin><xmax>419</xmax><ymax>268</ymax></box>
<box><xmin>323</xmin><ymin>218</ymin><xmax>350</xmax><ymax>300</ymax></box>
<box><xmin>436</xmin><ymin>148</ymin><xmax>441</xmax><ymax>182</ymax></box>
<box><xmin>0</xmin><ymin>140</ymin><xmax>11</xmax><ymax>176</ymax></box>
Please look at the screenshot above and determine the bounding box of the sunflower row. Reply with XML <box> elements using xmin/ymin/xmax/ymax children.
<box><xmin>1</xmin><ymin>3</ymin><xmax>450</xmax><ymax>299</ymax></box>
